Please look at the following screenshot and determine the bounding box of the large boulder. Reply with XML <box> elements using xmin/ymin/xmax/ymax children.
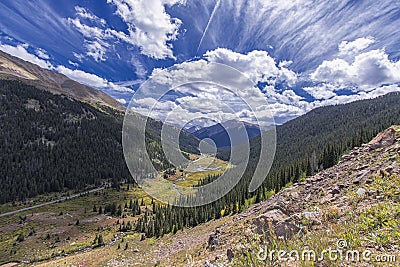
<box><xmin>368</xmin><ymin>127</ymin><xmax>396</xmax><ymax>150</ymax></box>
<box><xmin>252</xmin><ymin>209</ymin><xmax>301</xmax><ymax>242</ymax></box>
<box><xmin>207</xmin><ymin>232</ymin><xmax>219</xmax><ymax>251</ymax></box>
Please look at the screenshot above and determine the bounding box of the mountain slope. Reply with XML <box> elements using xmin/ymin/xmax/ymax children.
<box><xmin>192</xmin><ymin>120</ymin><xmax>261</xmax><ymax>148</ymax></box>
<box><xmin>193</xmin><ymin>126</ymin><xmax>400</xmax><ymax>266</ymax></box>
<box><xmin>0</xmin><ymin>50</ymin><xmax>124</xmax><ymax>110</ymax></box>
<box><xmin>0</xmin><ymin>79</ymin><xmax>200</xmax><ymax>203</ymax></box>
<box><xmin>215</xmin><ymin>92</ymin><xmax>400</xmax><ymax>191</ymax></box>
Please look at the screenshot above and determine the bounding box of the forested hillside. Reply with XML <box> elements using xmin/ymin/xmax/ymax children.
<box><xmin>0</xmin><ymin>80</ymin><xmax>199</xmax><ymax>204</ymax></box>
<box><xmin>0</xmin><ymin>80</ymin><xmax>128</xmax><ymax>203</ymax></box>
<box><xmin>260</xmin><ymin>92</ymin><xmax>400</xmax><ymax>189</ymax></box>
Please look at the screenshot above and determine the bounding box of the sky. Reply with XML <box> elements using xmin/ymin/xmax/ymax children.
<box><xmin>0</xmin><ymin>0</ymin><xmax>400</xmax><ymax>126</ymax></box>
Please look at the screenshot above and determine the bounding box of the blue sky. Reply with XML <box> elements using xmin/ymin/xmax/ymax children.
<box><xmin>1</xmin><ymin>0</ymin><xmax>400</xmax><ymax>125</ymax></box>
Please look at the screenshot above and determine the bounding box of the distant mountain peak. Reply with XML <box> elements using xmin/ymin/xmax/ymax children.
<box><xmin>190</xmin><ymin>119</ymin><xmax>261</xmax><ymax>149</ymax></box>
<box><xmin>185</xmin><ymin>125</ymin><xmax>202</xmax><ymax>134</ymax></box>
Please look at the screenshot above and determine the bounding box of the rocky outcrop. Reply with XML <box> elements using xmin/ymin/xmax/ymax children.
<box><xmin>368</xmin><ymin>127</ymin><xmax>396</xmax><ymax>150</ymax></box>
<box><xmin>252</xmin><ymin>209</ymin><xmax>301</xmax><ymax>241</ymax></box>
<box><xmin>207</xmin><ymin>232</ymin><xmax>219</xmax><ymax>251</ymax></box>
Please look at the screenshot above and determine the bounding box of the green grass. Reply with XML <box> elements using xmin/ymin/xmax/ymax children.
<box><xmin>232</xmin><ymin>174</ymin><xmax>400</xmax><ymax>267</ymax></box>
<box><xmin>142</xmin><ymin>155</ymin><xmax>232</xmax><ymax>203</ymax></box>
<box><xmin>0</xmin><ymin>185</ymin><xmax>152</xmax><ymax>265</ymax></box>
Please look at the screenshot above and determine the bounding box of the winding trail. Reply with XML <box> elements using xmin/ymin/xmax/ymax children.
<box><xmin>172</xmin><ymin>184</ymin><xmax>182</xmax><ymax>196</ymax></box>
<box><xmin>0</xmin><ymin>186</ymin><xmax>105</xmax><ymax>218</ymax></box>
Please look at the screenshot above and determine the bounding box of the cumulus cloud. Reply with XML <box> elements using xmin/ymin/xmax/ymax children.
<box><xmin>117</xmin><ymin>98</ymin><xmax>127</xmax><ymax>105</ymax></box>
<box><xmin>35</xmin><ymin>48</ymin><xmax>50</xmax><ymax>60</ymax></box>
<box><xmin>0</xmin><ymin>43</ymin><xmax>54</xmax><ymax>69</ymax></box>
<box><xmin>57</xmin><ymin>65</ymin><xmax>133</xmax><ymax>92</ymax></box>
<box><xmin>303</xmin><ymin>83</ymin><xmax>338</xmax><ymax>100</ymax></box>
<box><xmin>128</xmin><ymin>48</ymin><xmax>302</xmax><ymax>127</ymax></box>
<box><xmin>204</xmin><ymin>48</ymin><xmax>297</xmax><ymax>86</ymax></box>
<box><xmin>311</xmin><ymin>48</ymin><xmax>400</xmax><ymax>89</ymax></box>
<box><xmin>106</xmin><ymin>0</ymin><xmax>185</xmax><ymax>59</ymax></box>
<box><xmin>57</xmin><ymin>65</ymin><xmax>109</xmax><ymax>87</ymax></box>
<box><xmin>302</xmin><ymin>37</ymin><xmax>399</xmax><ymax>113</ymax></box>
<box><xmin>138</xmin><ymin>45</ymin><xmax>400</xmax><ymax>125</ymax></box>
<box><xmin>310</xmin><ymin>84</ymin><xmax>400</xmax><ymax>108</ymax></box>
<box><xmin>338</xmin><ymin>37</ymin><xmax>375</xmax><ymax>57</ymax></box>
<box><xmin>366</xmin><ymin>84</ymin><xmax>400</xmax><ymax>98</ymax></box>
<box><xmin>262</xmin><ymin>86</ymin><xmax>314</xmax><ymax>120</ymax></box>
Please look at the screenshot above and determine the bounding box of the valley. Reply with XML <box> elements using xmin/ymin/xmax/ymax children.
<box><xmin>0</xmin><ymin>153</ymin><xmax>229</xmax><ymax>266</ymax></box>
<box><xmin>1</xmin><ymin>127</ymin><xmax>399</xmax><ymax>266</ymax></box>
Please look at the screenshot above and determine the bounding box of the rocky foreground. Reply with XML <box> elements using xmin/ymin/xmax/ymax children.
<box><xmin>182</xmin><ymin>126</ymin><xmax>400</xmax><ymax>266</ymax></box>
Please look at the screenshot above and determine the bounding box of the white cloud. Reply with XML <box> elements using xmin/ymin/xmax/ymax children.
<box><xmin>303</xmin><ymin>83</ymin><xmax>337</xmax><ymax>100</ymax></box>
<box><xmin>140</xmin><ymin>45</ymin><xmax>400</xmax><ymax>125</ymax></box>
<box><xmin>68</xmin><ymin>60</ymin><xmax>79</xmax><ymax>67</ymax></box>
<box><xmin>67</xmin><ymin>17</ymin><xmax>110</xmax><ymax>62</ymax></box>
<box><xmin>106</xmin><ymin>0</ymin><xmax>185</xmax><ymax>59</ymax></box>
<box><xmin>57</xmin><ymin>65</ymin><xmax>134</xmax><ymax>92</ymax></box>
<box><xmin>35</xmin><ymin>48</ymin><xmax>50</xmax><ymax>60</ymax></box>
<box><xmin>204</xmin><ymin>48</ymin><xmax>297</xmax><ymax>86</ymax></box>
<box><xmin>130</xmin><ymin>55</ymin><xmax>148</xmax><ymax>78</ymax></box>
<box><xmin>67</xmin><ymin>17</ymin><xmax>106</xmax><ymax>39</ymax></box>
<box><xmin>0</xmin><ymin>43</ymin><xmax>54</xmax><ymax>69</ymax></box>
<box><xmin>310</xmin><ymin>58</ymin><xmax>354</xmax><ymax>84</ymax></box>
<box><xmin>117</xmin><ymin>98</ymin><xmax>127</xmax><ymax>104</ymax></box>
<box><xmin>57</xmin><ymin>65</ymin><xmax>109</xmax><ymax>87</ymax></box>
<box><xmin>352</xmin><ymin>50</ymin><xmax>400</xmax><ymax>87</ymax></box>
<box><xmin>338</xmin><ymin>37</ymin><xmax>375</xmax><ymax>57</ymax></box>
<box><xmin>85</xmin><ymin>40</ymin><xmax>109</xmax><ymax>62</ymax></box>
<box><xmin>75</xmin><ymin>6</ymin><xmax>106</xmax><ymax>26</ymax></box>
<box><xmin>67</xmin><ymin>1</ymin><xmax>185</xmax><ymax>61</ymax></box>
<box><xmin>108</xmin><ymin>82</ymin><xmax>134</xmax><ymax>92</ymax></box>
<box><xmin>313</xmin><ymin>85</ymin><xmax>400</xmax><ymax>107</ymax></box>
<box><xmin>311</xmin><ymin>48</ymin><xmax>400</xmax><ymax>89</ymax></box>
<box><xmin>366</xmin><ymin>84</ymin><xmax>400</xmax><ymax>98</ymax></box>
<box><xmin>0</xmin><ymin>43</ymin><xmax>133</xmax><ymax>94</ymax></box>
<box><xmin>129</xmin><ymin>48</ymin><xmax>300</xmax><ymax>127</ymax></box>
<box><xmin>73</xmin><ymin>52</ymin><xmax>85</xmax><ymax>62</ymax></box>
<box><xmin>304</xmin><ymin>38</ymin><xmax>400</xmax><ymax>114</ymax></box>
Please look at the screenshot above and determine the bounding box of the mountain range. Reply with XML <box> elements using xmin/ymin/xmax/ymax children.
<box><xmin>189</xmin><ymin>120</ymin><xmax>261</xmax><ymax>149</ymax></box>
